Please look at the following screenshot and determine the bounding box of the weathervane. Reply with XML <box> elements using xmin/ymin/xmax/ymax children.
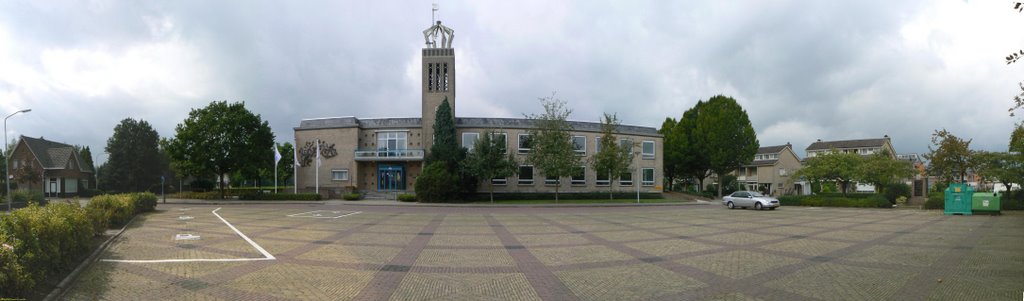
<box><xmin>423</xmin><ymin>3</ymin><xmax>454</xmax><ymax>48</ymax></box>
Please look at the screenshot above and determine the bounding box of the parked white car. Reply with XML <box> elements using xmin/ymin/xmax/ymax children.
<box><xmin>723</xmin><ymin>191</ymin><xmax>780</xmax><ymax>210</ymax></box>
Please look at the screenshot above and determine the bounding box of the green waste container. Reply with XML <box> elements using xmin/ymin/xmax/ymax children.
<box><xmin>944</xmin><ymin>184</ymin><xmax>973</xmax><ymax>215</ymax></box>
<box><xmin>971</xmin><ymin>192</ymin><xmax>1001</xmax><ymax>215</ymax></box>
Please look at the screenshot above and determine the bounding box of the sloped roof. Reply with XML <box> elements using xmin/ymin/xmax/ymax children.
<box><xmin>806</xmin><ymin>138</ymin><xmax>888</xmax><ymax>151</ymax></box>
<box><xmin>20</xmin><ymin>136</ymin><xmax>92</xmax><ymax>173</ymax></box>
<box><xmin>757</xmin><ymin>144</ymin><xmax>788</xmax><ymax>155</ymax></box>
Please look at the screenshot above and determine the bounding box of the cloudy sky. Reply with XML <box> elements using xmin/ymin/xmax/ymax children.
<box><xmin>1</xmin><ymin>0</ymin><xmax>1022</xmax><ymax>165</ymax></box>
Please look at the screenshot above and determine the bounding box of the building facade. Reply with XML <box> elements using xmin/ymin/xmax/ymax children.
<box><xmin>293</xmin><ymin>20</ymin><xmax>663</xmax><ymax>197</ymax></box>
<box><xmin>9</xmin><ymin>136</ymin><xmax>95</xmax><ymax>197</ymax></box>
<box><xmin>805</xmin><ymin>136</ymin><xmax>898</xmax><ymax>193</ymax></box>
<box><xmin>734</xmin><ymin>143</ymin><xmax>804</xmax><ymax>196</ymax></box>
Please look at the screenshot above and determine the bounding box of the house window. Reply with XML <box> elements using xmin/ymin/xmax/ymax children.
<box><xmin>332</xmin><ymin>170</ymin><xmax>349</xmax><ymax>181</ymax></box>
<box><xmin>596</xmin><ymin>171</ymin><xmax>610</xmax><ymax>186</ymax></box>
<box><xmin>545</xmin><ymin>175</ymin><xmax>560</xmax><ymax>185</ymax></box>
<box><xmin>492</xmin><ymin>177</ymin><xmax>507</xmax><ymax>185</ymax></box>
<box><xmin>620</xmin><ymin>172</ymin><xmax>632</xmax><ymax>186</ymax></box>
<box><xmin>491</xmin><ymin>133</ymin><xmax>508</xmax><ymax>153</ymax></box>
<box><xmin>642</xmin><ymin>141</ymin><xmax>655</xmax><ymax>159</ymax></box>
<box><xmin>518</xmin><ymin>134</ymin><xmax>532</xmax><ymax>154</ymax></box>
<box><xmin>518</xmin><ymin>166</ymin><xmax>534</xmax><ymax>185</ymax></box>
<box><xmin>571</xmin><ymin>166</ymin><xmax>586</xmax><ymax>185</ymax></box>
<box><xmin>377</xmin><ymin>131</ymin><xmax>408</xmax><ymax>151</ymax></box>
<box><xmin>620</xmin><ymin>139</ymin><xmax>633</xmax><ymax>152</ymax></box>
<box><xmin>642</xmin><ymin>168</ymin><xmax>655</xmax><ymax>186</ymax></box>
<box><xmin>595</xmin><ymin>136</ymin><xmax>601</xmax><ymax>153</ymax></box>
<box><xmin>572</xmin><ymin>136</ymin><xmax>586</xmax><ymax>155</ymax></box>
<box><xmin>462</xmin><ymin>132</ymin><xmax>479</xmax><ymax>151</ymax></box>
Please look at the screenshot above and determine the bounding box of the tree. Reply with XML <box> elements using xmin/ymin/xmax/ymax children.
<box><xmin>277</xmin><ymin>142</ymin><xmax>296</xmax><ymax>187</ymax></box>
<box><xmin>164</xmin><ymin>101</ymin><xmax>275</xmax><ymax>198</ymax></box>
<box><xmin>673</xmin><ymin>100</ymin><xmax>714</xmax><ymax>192</ymax></box>
<box><xmin>103</xmin><ymin>118</ymin><xmax>163</xmax><ymax>193</ymax></box>
<box><xmin>463</xmin><ymin>130</ymin><xmax>518</xmax><ymax>202</ymax></box>
<box><xmin>695</xmin><ymin>95</ymin><xmax>759</xmax><ymax>198</ymax></box>
<box><xmin>1008</xmin><ymin>2</ymin><xmax>1024</xmax><ymax>115</ymax></box>
<box><xmin>924</xmin><ymin>129</ymin><xmax>973</xmax><ymax>184</ymax></box>
<box><xmin>858</xmin><ymin>151</ymin><xmax>915</xmax><ymax>192</ymax></box>
<box><xmin>525</xmin><ymin>94</ymin><xmax>581</xmax><ymax>202</ymax></box>
<box><xmin>659</xmin><ymin>118</ymin><xmax>681</xmax><ymax>191</ymax></box>
<box><xmin>975</xmin><ymin>151</ymin><xmax>1024</xmax><ymax>191</ymax></box>
<box><xmin>427</xmin><ymin>97</ymin><xmax>464</xmax><ymax>170</ymax></box>
<box><xmin>593</xmin><ymin>113</ymin><xmax>634</xmax><ymax>199</ymax></box>
<box><xmin>794</xmin><ymin>150</ymin><xmax>863</xmax><ymax>196</ymax></box>
<box><xmin>414</xmin><ymin>161</ymin><xmax>460</xmax><ymax>202</ymax></box>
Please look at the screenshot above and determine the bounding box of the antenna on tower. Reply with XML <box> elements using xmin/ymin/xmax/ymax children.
<box><xmin>432</xmin><ymin>2</ymin><xmax>439</xmax><ymax>23</ymax></box>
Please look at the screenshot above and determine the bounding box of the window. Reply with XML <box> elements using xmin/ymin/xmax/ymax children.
<box><xmin>595</xmin><ymin>136</ymin><xmax>601</xmax><ymax>153</ymax></box>
<box><xmin>545</xmin><ymin>175</ymin><xmax>560</xmax><ymax>185</ymax></box>
<box><xmin>642</xmin><ymin>168</ymin><xmax>654</xmax><ymax>186</ymax></box>
<box><xmin>428</xmin><ymin>63</ymin><xmax>435</xmax><ymax>92</ymax></box>
<box><xmin>462</xmin><ymin>132</ymin><xmax>479</xmax><ymax>151</ymax></box>
<box><xmin>571</xmin><ymin>166</ymin><xmax>586</xmax><ymax>185</ymax></box>
<box><xmin>491</xmin><ymin>133</ymin><xmax>508</xmax><ymax>153</ymax></box>
<box><xmin>518</xmin><ymin>166</ymin><xmax>534</xmax><ymax>185</ymax></box>
<box><xmin>596</xmin><ymin>171</ymin><xmax>610</xmax><ymax>186</ymax></box>
<box><xmin>642</xmin><ymin>141</ymin><xmax>655</xmax><ymax>159</ymax></box>
<box><xmin>331</xmin><ymin>170</ymin><xmax>349</xmax><ymax>181</ymax></box>
<box><xmin>492</xmin><ymin>177</ymin><xmax>507</xmax><ymax>185</ymax></box>
<box><xmin>620</xmin><ymin>172</ymin><xmax>633</xmax><ymax>186</ymax></box>
<box><xmin>572</xmin><ymin>136</ymin><xmax>586</xmax><ymax>155</ymax></box>
<box><xmin>377</xmin><ymin>131</ymin><xmax>408</xmax><ymax>151</ymax></box>
<box><xmin>620</xmin><ymin>139</ymin><xmax>633</xmax><ymax>152</ymax></box>
<box><xmin>518</xmin><ymin>134</ymin><xmax>532</xmax><ymax>154</ymax></box>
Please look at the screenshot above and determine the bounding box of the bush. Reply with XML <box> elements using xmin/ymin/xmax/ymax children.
<box><xmin>169</xmin><ymin>191</ymin><xmax>223</xmax><ymax>200</ymax></box>
<box><xmin>342</xmin><ymin>193</ymin><xmax>361</xmax><ymax>201</ymax></box>
<box><xmin>776</xmin><ymin>194</ymin><xmax>890</xmax><ymax>208</ymax></box>
<box><xmin>397</xmin><ymin>193</ymin><xmax>417</xmax><ymax>202</ymax></box>
<box><xmin>414</xmin><ymin>161</ymin><xmax>460</xmax><ymax>202</ymax></box>
<box><xmin>189</xmin><ymin>179</ymin><xmax>216</xmax><ymax>192</ymax></box>
<box><xmin>883</xmin><ymin>183</ymin><xmax>911</xmax><ymax>203</ymax></box>
<box><xmin>133</xmin><ymin>192</ymin><xmax>158</xmax><ymax>213</ymax></box>
<box><xmin>79</xmin><ymin>188</ymin><xmax>103</xmax><ymax>198</ymax></box>
<box><xmin>238</xmin><ymin>193</ymin><xmax>321</xmax><ymax>201</ymax></box>
<box><xmin>10</xmin><ymin>191</ymin><xmax>45</xmax><ymax>205</ymax></box>
<box><xmin>87</xmin><ymin>195</ymin><xmax>136</xmax><ymax>229</ymax></box>
<box><xmin>0</xmin><ymin>202</ymin><xmax>94</xmax><ymax>297</ymax></box>
<box><xmin>924</xmin><ymin>193</ymin><xmax>945</xmax><ymax>209</ymax></box>
<box><xmin>463</xmin><ymin>192</ymin><xmax>663</xmax><ymax>202</ymax></box>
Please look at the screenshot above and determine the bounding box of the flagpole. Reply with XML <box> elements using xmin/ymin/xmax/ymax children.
<box><xmin>294</xmin><ymin>147</ymin><xmax>298</xmax><ymax>194</ymax></box>
<box><xmin>274</xmin><ymin>159</ymin><xmax>278</xmax><ymax>194</ymax></box>
<box><xmin>315</xmin><ymin>139</ymin><xmax>320</xmax><ymax>196</ymax></box>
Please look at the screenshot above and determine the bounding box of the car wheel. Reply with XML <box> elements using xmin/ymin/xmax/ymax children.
<box><xmin>754</xmin><ymin>202</ymin><xmax>763</xmax><ymax>210</ymax></box>
<box><xmin>727</xmin><ymin>201</ymin><xmax>735</xmax><ymax>209</ymax></box>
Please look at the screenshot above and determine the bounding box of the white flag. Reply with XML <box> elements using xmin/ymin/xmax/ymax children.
<box><xmin>316</xmin><ymin>141</ymin><xmax>322</xmax><ymax>168</ymax></box>
<box><xmin>273</xmin><ymin>145</ymin><xmax>282</xmax><ymax>165</ymax></box>
<box><xmin>294</xmin><ymin>147</ymin><xmax>300</xmax><ymax>167</ymax></box>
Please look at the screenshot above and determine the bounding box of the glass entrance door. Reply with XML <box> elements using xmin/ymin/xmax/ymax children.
<box><xmin>378</xmin><ymin>164</ymin><xmax>406</xmax><ymax>191</ymax></box>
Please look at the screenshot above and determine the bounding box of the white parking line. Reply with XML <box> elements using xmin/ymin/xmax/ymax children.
<box><xmin>287</xmin><ymin>210</ymin><xmax>361</xmax><ymax>219</ymax></box>
<box><xmin>102</xmin><ymin>207</ymin><xmax>275</xmax><ymax>263</ymax></box>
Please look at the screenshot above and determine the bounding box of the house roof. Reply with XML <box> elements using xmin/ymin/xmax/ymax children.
<box><xmin>805</xmin><ymin>138</ymin><xmax>888</xmax><ymax>151</ymax></box>
<box><xmin>19</xmin><ymin>136</ymin><xmax>93</xmax><ymax>172</ymax></box>
<box><xmin>757</xmin><ymin>144</ymin><xmax>788</xmax><ymax>155</ymax></box>
<box><xmin>296</xmin><ymin>116</ymin><xmax>661</xmax><ymax>137</ymax></box>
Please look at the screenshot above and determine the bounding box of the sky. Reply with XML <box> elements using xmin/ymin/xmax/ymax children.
<box><xmin>1</xmin><ymin>0</ymin><xmax>1022</xmax><ymax>166</ymax></box>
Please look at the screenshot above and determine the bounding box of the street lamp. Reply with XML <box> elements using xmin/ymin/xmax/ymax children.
<box><xmin>5</xmin><ymin>109</ymin><xmax>31</xmax><ymax>212</ymax></box>
<box><xmin>635</xmin><ymin>151</ymin><xmax>641</xmax><ymax>204</ymax></box>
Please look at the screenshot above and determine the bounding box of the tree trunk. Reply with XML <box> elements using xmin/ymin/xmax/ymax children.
<box><xmin>489</xmin><ymin>181</ymin><xmax>494</xmax><ymax>203</ymax></box>
<box><xmin>717</xmin><ymin>172</ymin><xmax>723</xmax><ymax>199</ymax></box>
<box><xmin>697</xmin><ymin>177</ymin><xmax>705</xmax><ymax>193</ymax></box>
<box><xmin>609</xmin><ymin>171</ymin><xmax>614</xmax><ymax>200</ymax></box>
<box><xmin>218</xmin><ymin>173</ymin><xmax>226</xmax><ymax>199</ymax></box>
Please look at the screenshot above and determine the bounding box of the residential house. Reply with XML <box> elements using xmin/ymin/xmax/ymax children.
<box><xmin>735</xmin><ymin>143</ymin><xmax>804</xmax><ymax>196</ymax></box>
<box><xmin>9</xmin><ymin>136</ymin><xmax>95</xmax><ymax>197</ymax></box>
<box><xmin>805</xmin><ymin>136</ymin><xmax>897</xmax><ymax>192</ymax></box>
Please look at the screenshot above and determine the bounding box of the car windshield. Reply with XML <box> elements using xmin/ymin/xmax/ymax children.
<box><xmin>749</xmin><ymin>192</ymin><xmax>764</xmax><ymax>197</ymax></box>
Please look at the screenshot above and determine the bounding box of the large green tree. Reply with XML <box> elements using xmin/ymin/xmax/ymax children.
<box><xmin>924</xmin><ymin>129</ymin><xmax>973</xmax><ymax>184</ymax></box>
<box><xmin>659</xmin><ymin>118</ymin><xmax>681</xmax><ymax>191</ymax></box>
<box><xmin>1008</xmin><ymin>2</ymin><xmax>1024</xmax><ymax>116</ymax></box>
<box><xmin>102</xmin><ymin>118</ymin><xmax>163</xmax><ymax>192</ymax></box>
<box><xmin>793</xmin><ymin>150</ymin><xmax>863</xmax><ymax>196</ymax></box>
<box><xmin>695</xmin><ymin>95</ymin><xmax>758</xmax><ymax>198</ymax></box>
<box><xmin>463</xmin><ymin>130</ymin><xmax>518</xmax><ymax>203</ymax></box>
<box><xmin>164</xmin><ymin>101</ymin><xmax>275</xmax><ymax>198</ymax></box>
<box><xmin>858</xmin><ymin>151</ymin><xmax>915</xmax><ymax>192</ymax></box>
<box><xmin>525</xmin><ymin>94</ymin><xmax>580</xmax><ymax>202</ymax></box>
<box><xmin>276</xmin><ymin>142</ymin><xmax>296</xmax><ymax>187</ymax></box>
<box><xmin>672</xmin><ymin>100</ymin><xmax>714</xmax><ymax>192</ymax></box>
<box><xmin>592</xmin><ymin>113</ymin><xmax>634</xmax><ymax>199</ymax></box>
<box><xmin>427</xmin><ymin>98</ymin><xmax>465</xmax><ymax>169</ymax></box>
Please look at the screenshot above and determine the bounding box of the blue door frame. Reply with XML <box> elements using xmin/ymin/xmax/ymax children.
<box><xmin>378</xmin><ymin>164</ymin><xmax>405</xmax><ymax>191</ymax></box>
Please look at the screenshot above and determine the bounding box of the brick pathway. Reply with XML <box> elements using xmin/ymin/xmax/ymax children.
<box><xmin>62</xmin><ymin>204</ymin><xmax>1024</xmax><ymax>300</ymax></box>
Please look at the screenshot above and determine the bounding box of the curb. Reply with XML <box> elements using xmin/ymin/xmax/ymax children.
<box><xmin>159</xmin><ymin>200</ymin><xmax>326</xmax><ymax>205</ymax></box>
<box><xmin>338</xmin><ymin>201</ymin><xmax>710</xmax><ymax>208</ymax></box>
<box><xmin>44</xmin><ymin>214</ymin><xmax>140</xmax><ymax>301</ymax></box>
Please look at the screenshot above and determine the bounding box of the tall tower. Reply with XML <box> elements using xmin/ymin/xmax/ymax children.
<box><xmin>421</xmin><ymin>19</ymin><xmax>455</xmax><ymax>152</ymax></box>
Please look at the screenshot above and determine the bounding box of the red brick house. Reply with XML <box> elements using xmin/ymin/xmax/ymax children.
<box><xmin>9</xmin><ymin>136</ymin><xmax>95</xmax><ymax>197</ymax></box>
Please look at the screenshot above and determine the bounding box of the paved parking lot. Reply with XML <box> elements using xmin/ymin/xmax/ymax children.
<box><xmin>64</xmin><ymin>204</ymin><xmax>1024</xmax><ymax>300</ymax></box>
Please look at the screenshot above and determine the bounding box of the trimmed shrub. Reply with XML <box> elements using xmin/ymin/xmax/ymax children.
<box><xmin>414</xmin><ymin>161</ymin><xmax>460</xmax><ymax>202</ymax></box>
<box><xmin>238</xmin><ymin>193</ymin><xmax>321</xmax><ymax>201</ymax></box>
<box><xmin>924</xmin><ymin>193</ymin><xmax>945</xmax><ymax>209</ymax></box>
<box><xmin>87</xmin><ymin>195</ymin><xmax>136</xmax><ymax>229</ymax></box>
<box><xmin>883</xmin><ymin>183</ymin><xmax>912</xmax><ymax>203</ymax></box>
<box><xmin>342</xmin><ymin>193</ymin><xmax>361</xmax><ymax>201</ymax></box>
<box><xmin>169</xmin><ymin>191</ymin><xmax>223</xmax><ymax>200</ymax></box>
<box><xmin>0</xmin><ymin>202</ymin><xmax>94</xmax><ymax>297</ymax></box>
<box><xmin>397</xmin><ymin>193</ymin><xmax>417</xmax><ymax>202</ymax></box>
<box><xmin>463</xmin><ymin>192</ymin><xmax>664</xmax><ymax>202</ymax></box>
<box><xmin>79</xmin><ymin>188</ymin><xmax>103</xmax><ymax>198</ymax></box>
<box><xmin>10</xmin><ymin>191</ymin><xmax>46</xmax><ymax>205</ymax></box>
<box><xmin>776</xmin><ymin>194</ymin><xmax>890</xmax><ymax>208</ymax></box>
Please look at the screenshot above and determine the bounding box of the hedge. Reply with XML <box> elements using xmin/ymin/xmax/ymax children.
<box><xmin>342</xmin><ymin>193</ymin><xmax>361</xmax><ymax>201</ymax></box>
<box><xmin>397</xmin><ymin>193</ymin><xmax>416</xmax><ymax>202</ymax></box>
<box><xmin>169</xmin><ymin>191</ymin><xmax>224</xmax><ymax>200</ymax></box>
<box><xmin>237</xmin><ymin>193</ymin><xmax>321</xmax><ymax>201</ymax></box>
<box><xmin>924</xmin><ymin>193</ymin><xmax>944</xmax><ymax>209</ymax></box>
<box><xmin>0</xmin><ymin>193</ymin><xmax>158</xmax><ymax>298</ymax></box>
<box><xmin>778</xmin><ymin>194</ymin><xmax>890</xmax><ymax>208</ymax></box>
<box><xmin>462</xmin><ymin>192</ymin><xmax>664</xmax><ymax>202</ymax></box>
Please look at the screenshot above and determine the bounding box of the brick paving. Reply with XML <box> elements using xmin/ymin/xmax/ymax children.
<box><xmin>62</xmin><ymin>204</ymin><xmax>1024</xmax><ymax>300</ymax></box>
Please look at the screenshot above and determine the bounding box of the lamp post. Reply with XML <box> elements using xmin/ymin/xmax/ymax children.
<box><xmin>5</xmin><ymin>108</ymin><xmax>31</xmax><ymax>212</ymax></box>
<box><xmin>635</xmin><ymin>151</ymin><xmax>641</xmax><ymax>204</ymax></box>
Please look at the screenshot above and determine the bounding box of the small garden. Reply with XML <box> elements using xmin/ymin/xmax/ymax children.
<box><xmin>0</xmin><ymin>192</ymin><xmax>158</xmax><ymax>299</ymax></box>
<box><xmin>778</xmin><ymin>183</ymin><xmax>911</xmax><ymax>209</ymax></box>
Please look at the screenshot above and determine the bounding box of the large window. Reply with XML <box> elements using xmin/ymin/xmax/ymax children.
<box><xmin>642</xmin><ymin>141</ymin><xmax>655</xmax><ymax>159</ymax></box>
<box><xmin>619</xmin><ymin>172</ymin><xmax>633</xmax><ymax>186</ymax></box>
<box><xmin>518</xmin><ymin>134</ymin><xmax>532</xmax><ymax>154</ymax></box>
<box><xmin>462</xmin><ymin>132</ymin><xmax>479</xmax><ymax>151</ymax></box>
<box><xmin>596</xmin><ymin>171</ymin><xmax>610</xmax><ymax>186</ymax></box>
<box><xmin>492</xmin><ymin>177</ymin><xmax>507</xmax><ymax>185</ymax></box>
<box><xmin>491</xmin><ymin>133</ymin><xmax>508</xmax><ymax>153</ymax></box>
<box><xmin>595</xmin><ymin>136</ymin><xmax>602</xmax><ymax>153</ymax></box>
<box><xmin>572</xmin><ymin>136</ymin><xmax>586</xmax><ymax>155</ymax></box>
<box><xmin>332</xmin><ymin>170</ymin><xmax>349</xmax><ymax>181</ymax></box>
<box><xmin>518</xmin><ymin>166</ymin><xmax>534</xmax><ymax>185</ymax></box>
<box><xmin>642</xmin><ymin>168</ymin><xmax>654</xmax><ymax>186</ymax></box>
<box><xmin>571</xmin><ymin>166</ymin><xmax>586</xmax><ymax>185</ymax></box>
<box><xmin>377</xmin><ymin>131</ymin><xmax>408</xmax><ymax>151</ymax></box>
